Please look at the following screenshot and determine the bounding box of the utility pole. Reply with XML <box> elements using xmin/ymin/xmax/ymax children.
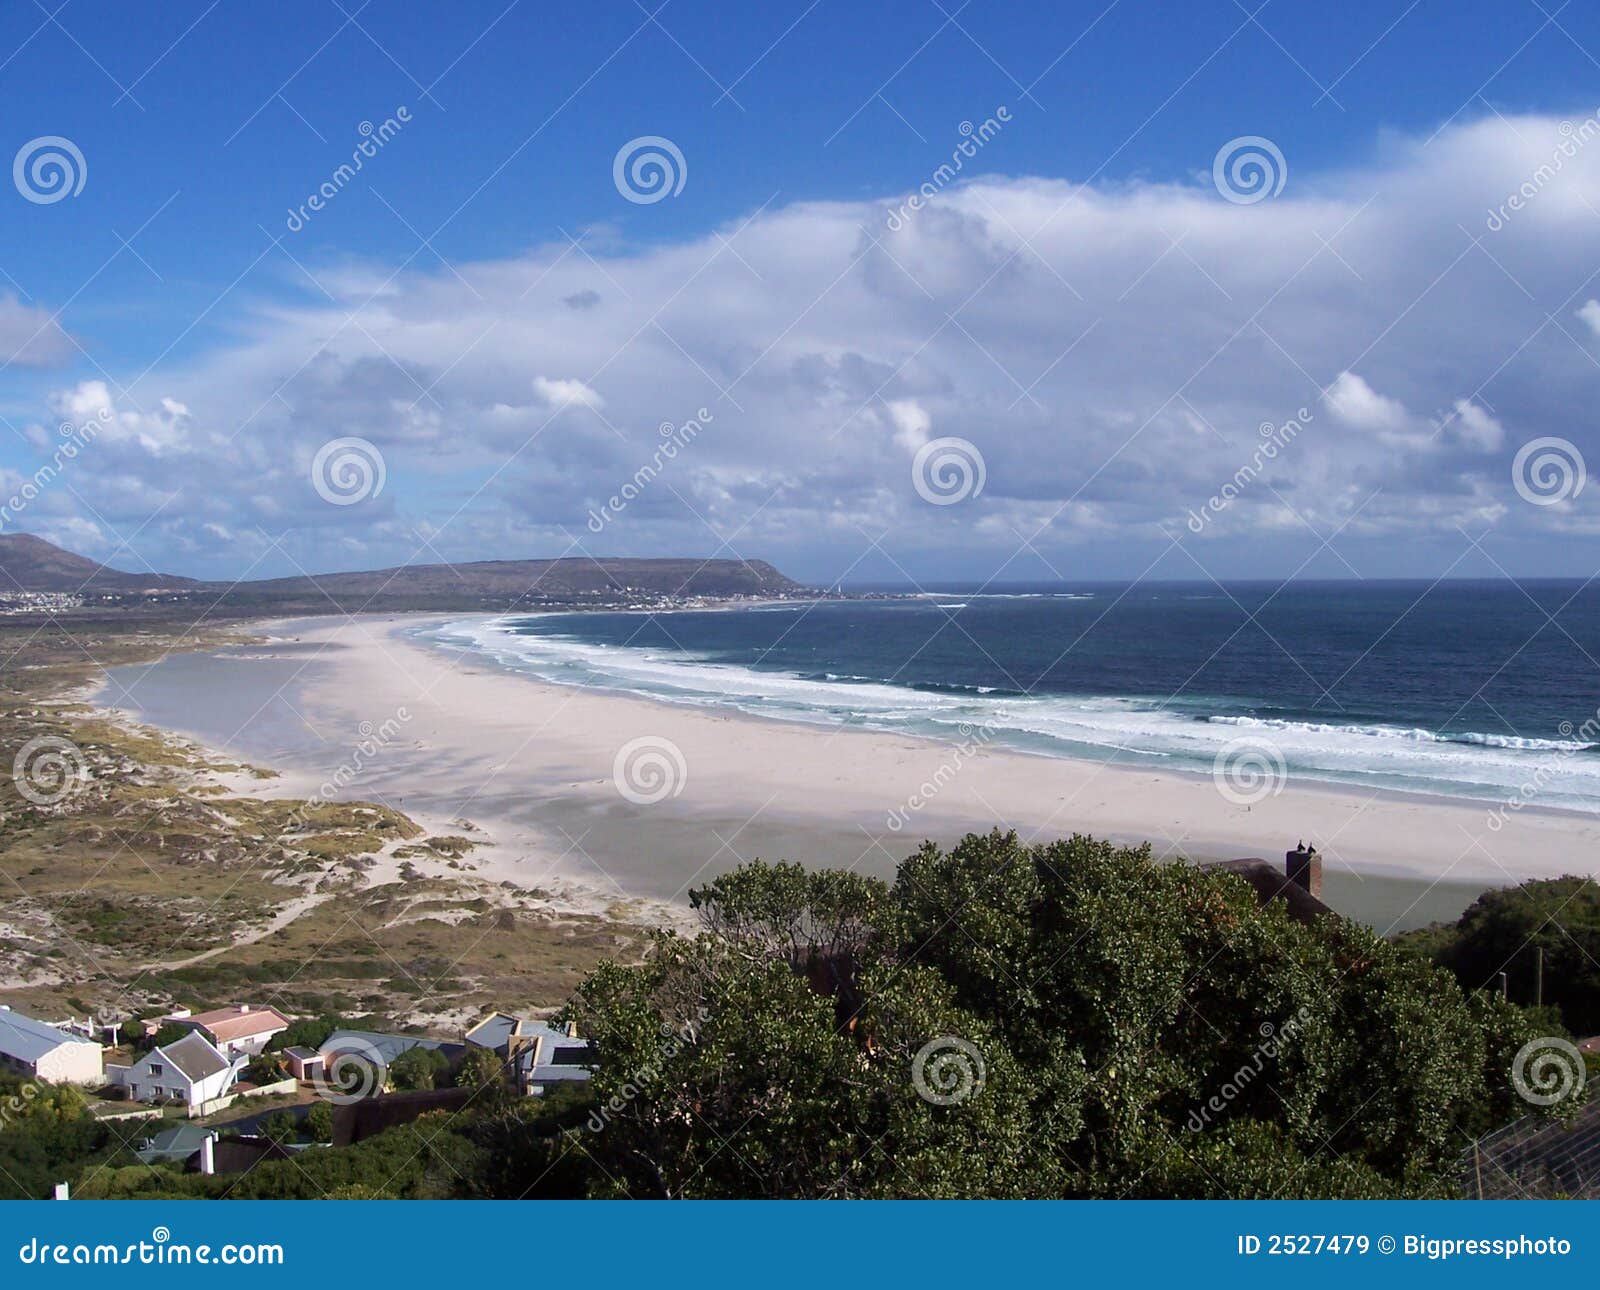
<box><xmin>1536</xmin><ymin>946</ymin><xmax>1544</xmax><ymax>1008</ymax></box>
<box><xmin>1497</xmin><ymin>970</ymin><xmax>1509</xmax><ymax>1000</ymax></box>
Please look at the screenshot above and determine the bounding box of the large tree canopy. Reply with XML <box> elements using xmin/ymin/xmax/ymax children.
<box><xmin>1414</xmin><ymin>876</ymin><xmax>1600</xmax><ymax>1037</ymax></box>
<box><xmin>561</xmin><ymin>831</ymin><xmax>1563</xmax><ymax>1199</ymax></box>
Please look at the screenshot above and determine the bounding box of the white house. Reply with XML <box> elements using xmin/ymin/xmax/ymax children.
<box><xmin>111</xmin><ymin>1031</ymin><xmax>235</xmax><ymax>1110</ymax></box>
<box><xmin>171</xmin><ymin>1005</ymin><xmax>289</xmax><ymax>1058</ymax></box>
<box><xmin>464</xmin><ymin>1012</ymin><xmax>593</xmax><ymax>1096</ymax></box>
<box><xmin>0</xmin><ymin>1005</ymin><xmax>103</xmax><ymax>1086</ymax></box>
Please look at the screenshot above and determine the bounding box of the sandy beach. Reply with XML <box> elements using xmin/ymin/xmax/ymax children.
<box><xmin>95</xmin><ymin>612</ymin><xmax>1600</xmax><ymax>933</ymax></box>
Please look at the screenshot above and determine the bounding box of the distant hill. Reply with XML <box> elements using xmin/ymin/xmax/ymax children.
<box><xmin>242</xmin><ymin>555</ymin><xmax>800</xmax><ymax>601</ymax></box>
<box><xmin>0</xmin><ymin>533</ymin><xmax>199</xmax><ymax>593</ymax></box>
<box><xmin>0</xmin><ymin>534</ymin><xmax>804</xmax><ymax>609</ymax></box>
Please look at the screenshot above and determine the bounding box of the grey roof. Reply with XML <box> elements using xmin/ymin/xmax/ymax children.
<box><xmin>516</xmin><ymin>1022</ymin><xmax>595</xmax><ymax>1083</ymax></box>
<box><xmin>157</xmin><ymin>1031</ymin><xmax>230</xmax><ymax>1082</ymax></box>
<box><xmin>464</xmin><ymin>1012</ymin><xmax>518</xmax><ymax>1053</ymax></box>
<box><xmin>0</xmin><ymin>1007</ymin><xmax>97</xmax><ymax>1064</ymax></box>
<box><xmin>283</xmin><ymin>1045</ymin><xmax>320</xmax><ymax>1061</ymax></box>
<box><xmin>320</xmin><ymin>1030</ymin><xmax>463</xmax><ymax>1065</ymax></box>
<box><xmin>135</xmin><ymin>1122</ymin><xmax>213</xmax><ymax>1164</ymax></box>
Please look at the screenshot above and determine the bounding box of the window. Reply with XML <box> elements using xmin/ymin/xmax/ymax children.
<box><xmin>150</xmin><ymin>1063</ymin><xmax>163</xmax><ymax>1076</ymax></box>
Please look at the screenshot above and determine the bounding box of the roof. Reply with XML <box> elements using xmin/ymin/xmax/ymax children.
<box><xmin>283</xmin><ymin>1045</ymin><xmax>321</xmax><ymax>1061</ymax></box>
<box><xmin>209</xmin><ymin>1137</ymin><xmax>299</xmax><ymax>1174</ymax></box>
<box><xmin>0</xmin><ymin>1006</ymin><xmax>98</xmax><ymax>1063</ymax></box>
<box><xmin>180</xmin><ymin>1005</ymin><xmax>290</xmax><ymax>1043</ymax></box>
<box><xmin>156</xmin><ymin>1031</ymin><xmax>231</xmax><ymax>1083</ymax></box>
<box><xmin>464</xmin><ymin>1011</ymin><xmax>519</xmax><ymax>1053</ymax></box>
<box><xmin>134</xmin><ymin>1122</ymin><xmax>213</xmax><ymax>1164</ymax></box>
<box><xmin>515</xmin><ymin>1022</ymin><xmax>595</xmax><ymax>1083</ymax></box>
<box><xmin>320</xmin><ymin>1030</ymin><xmax>464</xmax><ymax>1065</ymax></box>
<box><xmin>1202</xmin><ymin>858</ymin><xmax>1334</xmax><ymax>924</ymax></box>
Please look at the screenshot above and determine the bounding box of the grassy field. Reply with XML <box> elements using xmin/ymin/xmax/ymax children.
<box><xmin>0</xmin><ymin>612</ymin><xmax>643</xmax><ymax>1031</ymax></box>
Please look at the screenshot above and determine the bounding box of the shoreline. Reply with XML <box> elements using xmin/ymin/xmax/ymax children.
<box><xmin>416</xmin><ymin>611</ymin><xmax>1600</xmax><ymax>832</ymax></box>
<box><xmin>92</xmin><ymin>612</ymin><xmax>1600</xmax><ymax>931</ymax></box>
<box><xmin>88</xmin><ymin>619</ymin><xmax>693</xmax><ymax>937</ymax></box>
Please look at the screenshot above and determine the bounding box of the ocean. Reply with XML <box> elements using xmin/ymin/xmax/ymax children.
<box><xmin>418</xmin><ymin>579</ymin><xmax>1600</xmax><ymax>817</ymax></box>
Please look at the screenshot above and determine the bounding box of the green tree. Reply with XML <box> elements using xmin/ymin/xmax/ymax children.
<box><xmin>0</xmin><ymin>1078</ymin><xmax>112</xmax><ymax>1200</ymax></box>
<box><xmin>305</xmin><ymin>1100</ymin><xmax>334</xmax><ymax>1143</ymax></box>
<box><xmin>243</xmin><ymin>1052</ymin><xmax>282</xmax><ymax>1085</ymax></box>
<box><xmin>259</xmin><ymin>1110</ymin><xmax>298</xmax><ymax>1144</ymax></box>
<box><xmin>454</xmin><ymin>1046</ymin><xmax>507</xmax><ymax>1091</ymax></box>
<box><xmin>265</xmin><ymin>1016</ymin><xmax>340</xmax><ymax>1054</ymax></box>
<box><xmin>1419</xmin><ymin>876</ymin><xmax>1600</xmax><ymax>1035</ymax></box>
<box><xmin>562</xmin><ymin>831</ymin><xmax>1559</xmax><ymax>1199</ymax></box>
<box><xmin>389</xmin><ymin>1045</ymin><xmax>450</xmax><ymax>1091</ymax></box>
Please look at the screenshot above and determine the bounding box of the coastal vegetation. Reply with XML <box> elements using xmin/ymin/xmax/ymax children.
<box><xmin>558</xmin><ymin>836</ymin><xmax>1559</xmax><ymax>1198</ymax></box>
<box><xmin>1402</xmin><ymin>876</ymin><xmax>1600</xmax><ymax>1036</ymax></box>
<box><xmin>21</xmin><ymin>835</ymin><xmax>1579</xmax><ymax>1201</ymax></box>
<box><xmin>0</xmin><ymin>616</ymin><xmax>642</xmax><ymax>1029</ymax></box>
<box><xmin>0</xmin><ymin>607</ymin><xmax>1589</xmax><ymax>1200</ymax></box>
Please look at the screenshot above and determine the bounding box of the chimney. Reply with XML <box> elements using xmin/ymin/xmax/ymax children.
<box><xmin>566</xmin><ymin>1020</ymin><xmax>578</xmax><ymax>1039</ymax></box>
<box><xmin>199</xmin><ymin>1132</ymin><xmax>217</xmax><ymax>1176</ymax></box>
<box><xmin>1286</xmin><ymin>842</ymin><xmax>1322</xmax><ymax>900</ymax></box>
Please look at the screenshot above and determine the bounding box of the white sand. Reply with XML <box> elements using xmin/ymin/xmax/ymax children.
<box><xmin>243</xmin><ymin>613</ymin><xmax>1600</xmax><ymax>899</ymax></box>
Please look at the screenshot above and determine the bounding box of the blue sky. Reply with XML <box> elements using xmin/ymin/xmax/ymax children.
<box><xmin>3</xmin><ymin>1</ymin><xmax>1600</xmax><ymax>584</ymax></box>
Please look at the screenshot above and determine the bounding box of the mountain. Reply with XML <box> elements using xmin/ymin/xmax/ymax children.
<box><xmin>0</xmin><ymin>533</ymin><xmax>199</xmax><ymax>593</ymax></box>
<box><xmin>0</xmin><ymin>534</ymin><xmax>804</xmax><ymax>608</ymax></box>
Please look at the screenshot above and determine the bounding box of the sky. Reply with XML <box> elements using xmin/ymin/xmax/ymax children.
<box><xmin>2</xmin><ymin>0</ymin><xmax>1600</xmax><ymax>586</ymax></box>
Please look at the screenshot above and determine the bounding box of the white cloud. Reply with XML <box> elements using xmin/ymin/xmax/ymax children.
<box><xmin>886</xmin><ymin>399</ymin><xmax>931</xmax><ymax>451</ymax></box>
<box><xmin>531</xmin><ymin>376</ymin><xmax>604</xmax><ymax>410</ymax></box>
<box><xmin>1579</xmin><ymin>298</ymin><xmax>1600</xmax><ymax>337</ymax></box>
<box><xmin>1324</xmin><ymin>371</ymin><xmax>1411</xmax><ymax>434</ymax></box>
<box><xmin>1447</xmin><ymin>399</ymin><xmax>1505</xmax><ymax>453</ymax></box>
<box><xmin>14</xmin><ymin>110</ymin><xmax>1600</xmax><ymax>578</ymax></box>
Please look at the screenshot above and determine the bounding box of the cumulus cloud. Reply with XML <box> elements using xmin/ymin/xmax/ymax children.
<box><xmin>10</xmin><ymin>110</ymin><xmax>1600</xmax><ymax>578</ymax></box>
<box><xmin>1325</xmin><ymin>371</ymin><xmax>1412</xmax><ymax>434</ymax></box>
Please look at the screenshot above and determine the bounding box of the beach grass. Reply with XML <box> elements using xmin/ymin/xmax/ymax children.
<box><xmin>0</xmin><ymin>613</ymin><xmax>644</xmax><ymax>1028</ymax></box>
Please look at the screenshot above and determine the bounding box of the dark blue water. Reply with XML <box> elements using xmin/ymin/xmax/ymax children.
<box><xmin>420</xmin><ymin>581</ymin><xmax>1600</xmax><ymax>812</ymax></box>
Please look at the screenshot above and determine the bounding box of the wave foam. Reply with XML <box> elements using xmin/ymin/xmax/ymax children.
<box><xmin>413</xmin><ymin>615</ymin><xmax>1600</xmax><ymax>814</ymax></box>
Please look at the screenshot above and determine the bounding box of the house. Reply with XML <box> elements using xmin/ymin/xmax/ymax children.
<box><xmin>133</xmin><ymin>1122</ymin><xmax>215</xmax><ymax>1166</ymax></box>
<box><xmin>170</xmin><ymin>1005</ymin><xmax>289</xmax><ymax>1058</ymax></box>
<box><xmin>316</xmin><ymin>1030</ymin><xmax>463</xmax><ymax>1092</ymax></box>
<box><xmin>134</xmin><ymin>1124</ymin><xmax>299</xmax><ymax>1175</ymax></box>
<box><xmin>282</xmin><ymin>1046</ymin><xmax>325</xmax><ymax>1082</ymax></box>
<box><xmin>465</xmin><ymin>1012</ymin><xmax>594</xmax><ymax>1096</ymax></box>
<box><xmin>319</xmin><ymin>1030</ymin><xmax>464</xmax><ymax>1069</ymax></box>
<box><xmin>1201</xmin><ymin>844</ymin><xmax>1333</xmax><ymax>925</ymax></box>
<box><xmin>111</xmin><ymin>1031</ymin><xmax>236</xmax><ymax>1110</ymax></box>
<box><xmin>0</xmin><ymin>1005</ymin><xmax>104</xmax><ymax>1086</ymax></box>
